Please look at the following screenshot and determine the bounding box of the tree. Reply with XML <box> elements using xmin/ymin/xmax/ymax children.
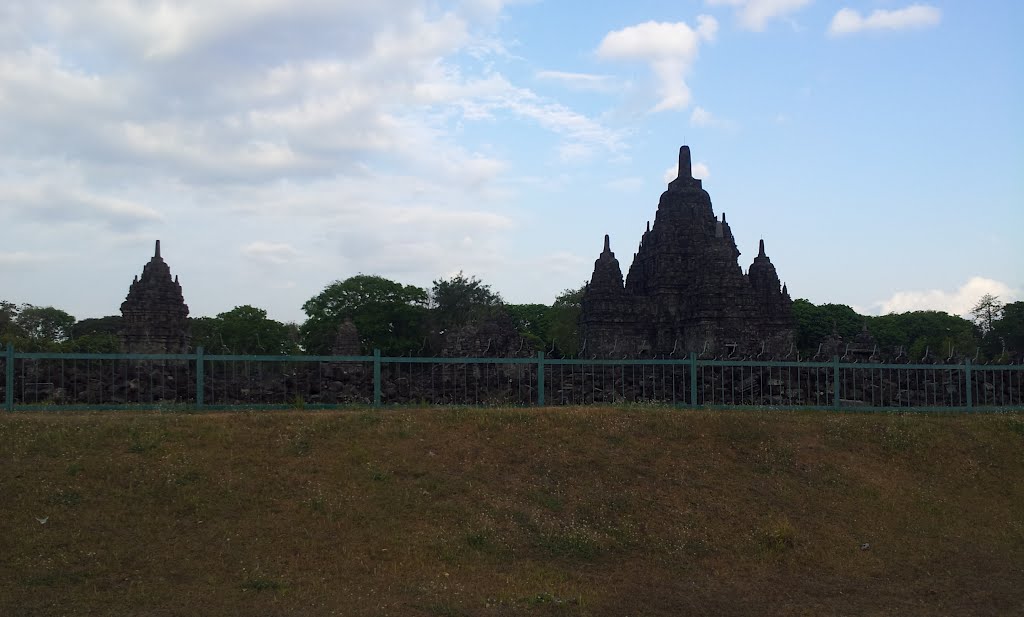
<box><xmin>218</xmin><ymin>306</ymin><xmax>296</xmax><ymax>354</ymax></box>
<box><xmin>971</xmin><ymin>294</ymin><xmax>1004</xmax><ymax>334</ymax></box>
<box><xmin>546</xmin><ymin>285</ymin><xmax>585</xmax><ymax>357</ymax></box>
<box><xmin>67</xmin><ymin>315</ymin><xmax>123</xmax><ymax>353</ymax></box>
<box><xmin>430</xmin><ymin>272</ymin><xmax>503</xmax><ymax>331</ymax></box>
<box><xmin>15</xmin><ymin>305</ymin><xmax>76</xmax><ymax>350</ymax></box>
<box><xmin>988</xmin><ymin>301</ymin><xmax>1024</xmax><ymax>359</ymax></box>
<box><xmin>791</xmin><ymin>300</ymin><xmax>863</xmax><ymax>355</ymax></box>
<box><xmin>301</xmin><ymin>275</ymin><xmax>429</xmax><ymax>355</ymax></box>
<box><xmin>870</xmin><ymin>310</ymin><xmax>978</xmax><ymax>360</ymax></box>
<box><xmin>505</xmin><ymin>303</ymin><xmax>551</xmax><ymax>348</ymax></box>
<box><xmin>0</xmin><ymin>301</ymin><xmax>26</xmax><ymax>346</ymax></box>
<box><xmin>72</xmin><ymin>316</ymin><xmax>123</xmax><ymax>339</ymax></box>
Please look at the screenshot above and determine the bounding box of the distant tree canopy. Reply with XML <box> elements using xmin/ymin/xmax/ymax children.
<box><xmin>0</xmin><ymin>302</ymin><xmax>76</xmax><ymax>351</ymax></box>
<box><xmin>971</xmin><ymin>294</ymin><xmax>1004</xmax><ymax>334</ymax></box>
<box><xmin>4</xmin><ymin>286</ymin><xmax>1020</xmax><ymax>361</ymax></box>
<box><xmin>981</xmin><ymin>299</ymin><xmax>1023</xmax><ymax>360</ymax></box>
<box><xmin>547</xmin><ymin>285</ymin><xmax>585</xmax><ymax>357</ymax></box>
<box><xmin>190</xmin><ymin>306</ymin><xmax>297</xmax><ymax>355</ymax></box>
<box><xmin>300</xmin><ymin>275</ymin><xmax>429</xmax><ymax>355</ymax></box>
<box><xmin>870</xmin><ymin>310</ymin><xmax>977</xmax><ymax>360</ymax></box>
<box><xmin>430</xmin><ymin>272</ymin><xmax>503</xmax><ymax>332</ymax></box>
<box><xmin>791</xmin><ymin>299</ymin><xmax>862</xmax><ymax>353</ymax></box>
<box><xmin>793</xmin><ymin>298</ymin><xmax>981</xmax><ymax>360</ymax></box>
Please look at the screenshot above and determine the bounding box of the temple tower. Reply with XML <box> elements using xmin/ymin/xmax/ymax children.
<box><xmin>119</xmin><ymin>240</ymin><xmax>191</xmax><ymax>353</ymax></box>
<box><xmin>580</xmin><ymin>146</ymin><xmax>795</xmax><ymax>357</ymax></box>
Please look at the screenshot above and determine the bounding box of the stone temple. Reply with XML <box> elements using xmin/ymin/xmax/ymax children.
<box><xmin>119</xmin><ymin>240</ymin><xmax>191</xmax><ymax>353</ymax></box>
<box><xmin>580</xmin><ymin>146</ymin><xmax>794</xmax><ymax>358</ymax></box>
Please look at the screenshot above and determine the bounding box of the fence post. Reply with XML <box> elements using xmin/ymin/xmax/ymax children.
<box><xmin>537</xmin><ymin>351</ymin><xmax>545</xmax><ymax>406</ymax></box>
<box><xmin>689</xmin><ymin>352</ymin><xmax>698</xmax><ymax>407</ymax></box>
<box><xmin>373</xmin><ymin>349</ymin><xmax>381</xmax><ymax>407</ymax></box>
<box><xmin>195</xmin><ymin>346</ymin><xmax>205</xmax><ymax>409</ymax></box>
<box><xmin>4</xmin><ymin>343</ymin><xmax>13</xmax><ymax>412</ymax></box>
<box><xmin>964</xmin><ymin>358</ymin><xmax>973</xmax><ymax>411</ymax></box>
<box><xmin>832</xmin><ymin>356</ymin><xmax>841</xmax><ymax>411</ymax></box>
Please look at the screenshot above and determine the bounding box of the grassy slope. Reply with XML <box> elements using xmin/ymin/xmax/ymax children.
<box><xmin>1</xmin><ymin>407</ymin><xmax>1022</xmax><ymax>617</ymax></box>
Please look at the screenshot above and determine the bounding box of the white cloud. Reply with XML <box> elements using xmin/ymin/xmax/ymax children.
<box><xmin>241</xmin><ymin>242</ymin><xmax>301</xmax><ymax>265</ymax></box>
<box><xmin>707</xmin><ymin>0</ymin><xmax>812</xmax><ymax>31</ymax></box>
<box><xmin>690</xmin><ymin>106</ymin><xmax>714</xmax><ymax>126</ymax></box>
<box><xmin>0</xmin><ymin>252</ymin><xmax>61</xmax><ymax>269</ymax></box>
<box><xmin>2</xmin><ymin>170</ymin><xmax>163</xmax><ymax>231</ymax></box>
<box><xmin>596</xmin><ymin>17</ymin><xmax>717</xmax><ymax>112</ymax></box>
<box><xmin>536</xmin><ymin>70</ymin><xmax>615</xmax><ymax>91</ymax></box>
<box><xmin>829</xmin><ymin>5</ymin><xmax>942</xmax><ymax>36</ymax></box>
<box><xmin>875</xmin><ymin>277</ymin><xmax>1019</xmax><ymax>318</ymax></box>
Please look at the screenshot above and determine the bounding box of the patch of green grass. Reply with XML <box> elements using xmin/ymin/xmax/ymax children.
<box><xmin>539</xmin><ymin>529</ymin><xmax>601</xmax><ymax>560</ymax></box>
<box><xmin>47</xmin><ymin>488</ymin><xmax>82</xmax><ymax>507</ymax></box>
<box><xmin>425</xmin><ymin>602</ymin><xmax>470</xmax><ymax>617</ymax></box>
<box><xmin>532</xmin><ymin>489</ymin><xmax>564</xmax><ymax>512</ymax></box>
<box><xmin>754</xmin><ymin>516</ymin><xmax>797</xmax><ymax>554</ymax></box>
<box><xmin>127</xmin><ymin>423</ymin><xmax>165</xmax><ymax>453</ymax></box>
<box><xmin>173</xmin><ymin>470</ymin><xmax>201</xmax><ymax>486</ymax></box>
<box><xmin>23</xmin><ymin>571</ymin><xmax>86</xmax><ymax>587</ymax></box>
<box><xmin>1006</xmin><ymin>418</ymin><xmax>1024</xmax><ymax>436</ymax></box>
<box><xmin>242</xmin><ymin>578</ymin><xmax>284</xmax><ymax>592</ymax></box>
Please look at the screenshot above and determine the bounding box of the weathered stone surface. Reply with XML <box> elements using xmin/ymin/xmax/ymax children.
<box><xmin>119</xmin><ymin>240</ymin><xmax>191</xmax><ymax>353</ymax></box>
<box><xmin>331</xmin><ymin>318</ymin><xmax>361</xmax><ymax>355</ymax></box>
<box><xmin>440</xmin><ymin>312</ymin><xmax>536</xmax><ymax>358</ymax></box>
<box><xmin>581</xmin><ymin>146</ymin><xmax>795</xmax><ymax>358</ymax></box>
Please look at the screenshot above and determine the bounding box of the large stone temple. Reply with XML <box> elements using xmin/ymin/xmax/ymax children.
<box><xmin>119</xmin><ymin>240</ymin><xmax>191</xmax><ymax>353</ymax></box>
<box><xmin>580</xmin><ymin>146</ymin><xmax>794</xmax><ymax>357</ymax></box>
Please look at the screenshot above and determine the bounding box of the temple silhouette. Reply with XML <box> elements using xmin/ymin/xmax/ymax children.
<box><xmin>580</xmin><ymin>146</ymin><xmax>795</xmax><ymax>357</ymax></box>
<box><xmin>119</xmin><ymin>240</ymin><xmax>191</xmax><ymax>353</ymax></box>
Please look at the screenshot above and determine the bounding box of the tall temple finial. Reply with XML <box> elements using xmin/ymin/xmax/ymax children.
<box><xmin>678</xmin><ymin>145</ymin><xmax>692</xmax><ymax>179</ymax></box>
<box><xmin>603</xmin><ymin>234</ymin><xmax>611</xmax><ymax>253</ymax></box>
<box><xmin>758</xmin><ymin>238</ymin><xmax>765</xmax><ymax>257</ymax></box>
<box><xmin>154</xmin><ymin>239</ymin><xmax>161</xmax><ymax>258</ymax></box>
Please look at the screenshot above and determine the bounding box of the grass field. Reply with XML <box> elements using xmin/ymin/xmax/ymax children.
<box><xmin>1</xmin><ymin>406</ymin><xmax>1022</xmax><ymax>616</ymax></box>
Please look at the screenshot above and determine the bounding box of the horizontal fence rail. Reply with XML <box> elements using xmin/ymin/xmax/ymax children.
<box><xmin>2</xmin><ymin>344</ymin><xmax>1022</xmax><ymax>412</ymax></box>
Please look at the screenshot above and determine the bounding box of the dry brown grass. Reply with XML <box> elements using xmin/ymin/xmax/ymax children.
<box><xmin>1</xmin><ymin>406</ymin><xmax>1022</xmax><ymax>616</ymax></box>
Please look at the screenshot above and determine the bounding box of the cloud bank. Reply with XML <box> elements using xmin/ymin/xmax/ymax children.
<box><xmin>875</xmin><ymin>277</ymin><xmax>1019</xmax><ymax>318</ymax></box>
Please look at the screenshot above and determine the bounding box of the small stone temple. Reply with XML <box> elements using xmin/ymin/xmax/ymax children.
<box><xmin>119</xmin><ymin>240</ymin><xmax>191</xmax><ymax>353</ymax></box>
<box><xmin>580</xmin><ymin>146</ymin><xmax>795</xmax><ymax>357</ymax></box>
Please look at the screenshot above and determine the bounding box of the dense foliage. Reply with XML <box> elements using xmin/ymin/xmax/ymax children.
<box><xmin>299</xmin><ymin>275</ymin><xmax>429</xmax><ymax>355</ymax></box>
<box><xmin>2</xmin><ymin>284</ymin><xmax>1021</xmax><ymax>361</ymax></box>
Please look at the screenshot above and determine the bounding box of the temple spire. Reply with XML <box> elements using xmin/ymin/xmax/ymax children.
<box><xmin>758</xmin><ymin>239</ymin><xmax>765</xmax><ymax>257</ymax></box>
<box><xmin>678</xmin><ymin>145</ymin><xmax>692</xmax><ymax>179</ymax></box>
<box><xmin>155</xmin><ymin>240</ymin><xmax>161</xmax><ymax>259</ymax></box>
<box><xmin>603</xmin><ymin>234</ymin><xmax>611</xmax><ymax>253</ymax></box>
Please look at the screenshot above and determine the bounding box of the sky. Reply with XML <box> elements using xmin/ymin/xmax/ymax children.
<box><xmin>1</xmin><ymin>0</ymin><xmax>1021</xmax><ymax>324</ymax></box>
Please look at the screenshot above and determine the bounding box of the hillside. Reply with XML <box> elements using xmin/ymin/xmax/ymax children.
<box><xmin>2</xmin><ymin>407</ymin><xmax>1022</xmax><ymax>616</ymax></box>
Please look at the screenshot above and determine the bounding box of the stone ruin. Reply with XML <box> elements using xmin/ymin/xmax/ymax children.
<box><xmin>580</xmin><ymin>146</ymin><xmax>795</xmax><ymax>358</ymax></box>
<box><xmin>119</xmin><ymin>240</ymin><xmax>191</xmax><ymax>353</ymax></box>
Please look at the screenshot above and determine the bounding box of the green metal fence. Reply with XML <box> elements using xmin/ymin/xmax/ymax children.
<box><xmin>2</xmin><ymin>344</ymin><xmax>1022</xmax><ymax>412</ymax></box>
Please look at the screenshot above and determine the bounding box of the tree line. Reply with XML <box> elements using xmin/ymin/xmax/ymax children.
<box><xmin>2</xmin><ymin>279</ymin><xmax>1021</xmax><ymax>361</ymax></box>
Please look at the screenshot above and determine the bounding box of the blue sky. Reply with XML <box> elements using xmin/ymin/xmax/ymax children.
<box><xmin>1</xmin><ymin>0</ymin><xmax>1020</xmax><ymax>323</ymax></box>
